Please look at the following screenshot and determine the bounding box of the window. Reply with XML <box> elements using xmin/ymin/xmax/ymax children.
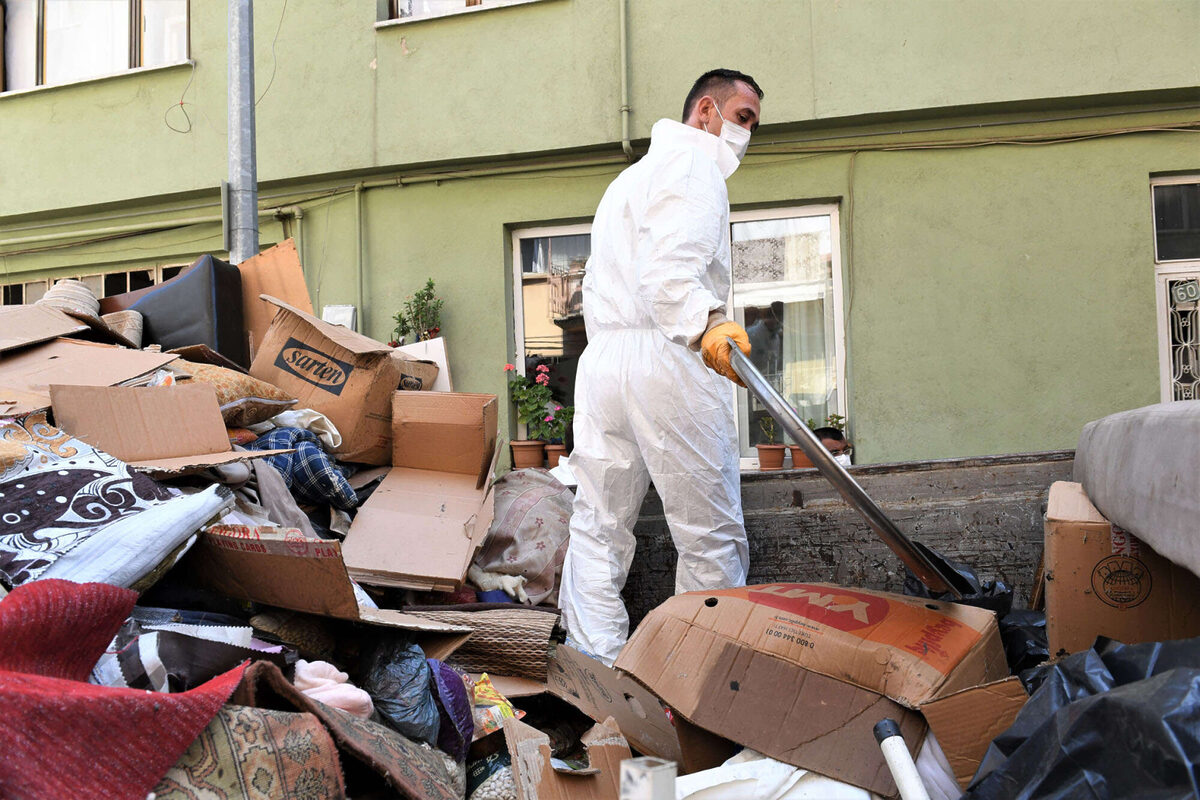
<box><xmin>1153</xmin><ymin>176</ymin><xmax>1200</xmax><ymax>402</ymax></box>
<box><xmin>380</xmin><ymin>0</ymin><xmax>543</xmax><ymax>24</ymax></box>
<box><xmin>3</xmin><ymin>0</ymin><xmax>188</xmax><ymax>93</ymax></box>
<box><xmin>1</xmin><ymin>262</ymin><xmax>189</xmax><ymax>305</ymax></box>
<box><xmin>512</xmin><ymin>224</ymin><xmax>590</xmax><ymax>362</ymax></box>
<box><xmin>729</xmin><ymin>206</ymin><xmax>845</xmax><ymax>458</ymax></box>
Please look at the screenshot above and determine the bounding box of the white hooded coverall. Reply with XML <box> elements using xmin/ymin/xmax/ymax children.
<box><xmin>560</xmin><ymin>118</ymin><xmax>749</xmax><ymax>665</ymax></box>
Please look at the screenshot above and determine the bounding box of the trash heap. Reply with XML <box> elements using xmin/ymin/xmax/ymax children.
<box><xmin>2</xmin><ymin>239</ymin><xmax>1199</xmax><ymax>800</ymax></box>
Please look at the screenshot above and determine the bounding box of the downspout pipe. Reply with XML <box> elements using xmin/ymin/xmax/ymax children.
<box><xmin>274</xmin><ymin>205</ymin><xmax>305</xmax><ymax>264</ymax></box>
<box><xmin>618</xmin><ymin>0</ymin><xmax>633</xmax><ymax>161</ymax></box>
<box><xmin>228</xmin><ymin>0</ymin><xmax>259</xmax><ymax>265</ymax></box>
<box><xmin>354</xmin><ymin>182</ymin><xmax>365</xmax><ymax>333</ymax></box>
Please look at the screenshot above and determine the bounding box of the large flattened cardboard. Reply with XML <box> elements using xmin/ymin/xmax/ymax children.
<box><xmin>1044</xmin><ymin>480</ymin><xmax>1200</xmax><ymax>657</ymax></box>
<box><xmin>342</xmin><ymin>392</ymin><xmax>499</xmax><ymax>591</ymax></box>
<box><xmin>49</xmin><ymin>383</ymin><xmax>290</xmax><ymax>475</ymax></box>
<box><xmin>236</xmin><ymin>240</ymin><xmax>313</xmax><ymax>362</ymax></box>
<box><xmin>503</xmin><ymin>715</ymin><xmax>629</xmax><ymax>800</ymax></box>
<box><xmin>0</xmin><ymin>305</ymin><xmax>88</xmax><ymax>353</ymax></box>
<box><xmin>920</xmin><ymin>676</ymin><xmax>1028</xmax><ymax>789</ymax></box>
<box><xmin>187</xmin><ymin>524</ymin><xmax>471</xmax><ymax>660</ymax></box>
<box><xmin>1</xmin><ymin>338</ymin><xmax>177</xmax><ymax>416</ymax></box>
<box><xmin>615</xmin><ymin>583</ymin><xmax>1008</xmax><ymax>797</ymax></box>
<box><xmin>248</xmin><ymin>295</ymin><xmax>435</xmax><ymax>464</ymax></box>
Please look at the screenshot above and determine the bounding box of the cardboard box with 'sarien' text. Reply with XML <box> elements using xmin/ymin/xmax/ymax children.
<box><xmin>249</xmin><ymin>295</ymin><xmax>438</xmax><ymax>465</ymax></box>
<box><xmin>615</xmin><ymin>583</ymin><xmax>1008</xmax><ymax>797</ymax></box>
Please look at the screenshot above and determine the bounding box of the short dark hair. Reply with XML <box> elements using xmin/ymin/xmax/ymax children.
<box><xmin>682</xmin><ymin>68</ymin><xmax>764</xmax><ymax>122</ymax></box>
<box><xmin>812</xmin><ymin>427</ymin><xmax>845</xmax><ymax>442</ymax></box>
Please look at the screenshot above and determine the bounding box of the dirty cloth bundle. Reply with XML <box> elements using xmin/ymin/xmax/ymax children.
<box><xmin>0</xmin><ymin>580</ymin><xmax>245</xmax><ymax>800</ymax></box>
<box><xmin>0</xmin><ymin>412</ymin><xmax>228</xmax><ymax>587</ymax></box>
<box><xmin>246</xmin><ymin>426</ymin><xmax>357</xmax><ymax>510</ymax></box>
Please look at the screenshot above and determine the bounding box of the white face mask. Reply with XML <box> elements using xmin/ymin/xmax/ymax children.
<box><xmin>833</xmin><ymin>453</ymin><xmax>852</xmax><ymax>467</ymax></box>
<box><xmin>714</xmin><ymin>104</ymin><xmax>751</xmax><ymax>162</ymax></box>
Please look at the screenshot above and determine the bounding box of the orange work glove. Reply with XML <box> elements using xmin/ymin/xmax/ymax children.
<box><xmin>700</xmin><ymin>320</ymin><xmax>751</xmax><ymax>387</ymax></box>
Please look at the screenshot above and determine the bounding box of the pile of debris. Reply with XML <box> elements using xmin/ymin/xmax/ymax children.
<box><xmin>1</xmin><ymin>240</ymin><xmax>1199</xmax><ymax>800</ymax></box>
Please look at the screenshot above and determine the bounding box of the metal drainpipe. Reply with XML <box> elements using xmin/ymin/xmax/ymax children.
<box><xmin>274</xmin><ymin>205</ymin><xmax>305</xmax><ymax>263</ymax></box>
<box><xmin>618</xmin><ymin>0</ymin><xmax>633</xmax><ymax>161</ymax></box>
<box><xmin>354</xmin><ymin>183</ymin><xmax>365</xmax><ymax>333</ymax></box>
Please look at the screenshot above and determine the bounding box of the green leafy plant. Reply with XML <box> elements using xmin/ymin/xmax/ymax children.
<box><xmin>505</xmin><ymin>363</ymin><xmax>555</xmax><ymax>441</ymax></box>
<box><xmin>758</xmin><ymin>414</ymin><xmax>778</xmax><ymax>445</ymax></box>
<box><xmin>804</xmin><ymin>413</ymin><xmax>846</xmax><ymax>432</ymax></box>
<box><xmin>391</xmin><ymin>278</ymin><xmax>444</xmax><ymax>345</ymax></box>
<box><xmin>542</xmin><ymin>403</ymin><xmax>575</xmax><ymax>443</ymax></box>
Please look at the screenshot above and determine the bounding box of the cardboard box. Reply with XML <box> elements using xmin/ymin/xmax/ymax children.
<box><xmin>503</xmin><ymin>715</ymin><xmax>630</xmax><ymax>800</ymax></box>
<box><xmin>341</xmin><ymin>392</ymin><xmax>499</xmax><ymax>590</ymax></box>
<box><xmin>235</xmin><ymin>239</ymin><xmax>313</xmax><ymax>362</ymax></box>
<box><xmin>49</xmin><ymin>383</ymin><xmax>291</xmax><ymax>476</ymax></box>
<box><xmin>248</xmin><ymin>295</ymin><xmax>437</xmax><ymax>464</ymax></box>
<box><xmin>615</xmin><ymin>583</ymin><xmax>1008</xmax><ymax>797</ymax></box>
<box><xmin>920</xmin><ymin>676</ymin><xmax>1028</xmax><ymax>789</ymax></box>
<box><xmin>545</xmin><ymin>644</ymin><xmax>682</xmax><ymax>764</ymax></box>
<box><xmin>1044</xmin><ymin>481</ymin><xmax>1200</xmax><ymax>656</ymax></box>
<box><xmin>1</xmin><ymin>338</ymin><xmax>178</xmax><ymax>416</ymax></box>
<box><xmin>395</xmin><ymin>336</ymin><xmax>453</xmax><ymax>392</ymax></box>
<box><xmin>186</xmin><ymin>524</ymin><xmax>471</xmax><ymax>660</ymax></box>
<box><xmin>0</xmin><ymin>305</ymin><xmax>88</xmax><ymax>353</ymax></box>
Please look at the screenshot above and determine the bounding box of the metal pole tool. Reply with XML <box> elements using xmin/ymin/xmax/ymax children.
<box><xmin>728</xmin><ymin>340</ymin><xmax>964</xmax><ymax>597</ymax></box>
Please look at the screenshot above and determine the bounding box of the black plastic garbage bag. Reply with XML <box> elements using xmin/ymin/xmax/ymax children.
<box><xmin>361</xmin><ymin>637</ymin><xmax>440</xmax><ymax>745</ymax></box>
<box><xmin>903</xmin><ymin>542</ymin><xmax>1014</xmax><ymax>616</ymax></box>
<box><xmin>998</xmin><ymin>608</ymin><xmax>1048</xmax><ymax>674</ymax></box>
<box><xmin>967</xmin><ymin>636</ymin><xmax>1200</xmax><ymax>799</ymax></box>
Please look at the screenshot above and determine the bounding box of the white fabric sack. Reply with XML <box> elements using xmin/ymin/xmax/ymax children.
<box><xmin>1074</xmin><ymin>400</ymin><xmax>1200</xmax><ymax>578</ymax></box>
<box><xmin>675</xmin><ymin>749</ymin><xmax>879</xmax><ymax>800</ymax></box>
<box><xmin>248</xmin><ymin>408</ymin><xmax>343</xmax><ymax>450</ymax></box>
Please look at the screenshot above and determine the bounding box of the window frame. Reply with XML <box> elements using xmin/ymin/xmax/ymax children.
<box><xmin>728</xmin><ymin>204</ymin><xmax>846</xmax><ymax>465</ymax></box>
<box><xmin>1151</xmin><ymin>174</ymin><xmax>1200</xmax><ymax>402</ymax></box>
<box><xmin>376</xmin><ymin>0</ymin><xmax>546</xmax><ymax>27</ymax></box>
<box><xmin>510</xmin><ymin>222</ymin><xmax>592</xmax><ymax>376</ymax></box>
<box><xmin>2</xmin><ymin>0</ymin><xmax>190</xmax><ymax>94</ymax></box>
<box><xmin>1</xmin><ymin>261</ymin><xmax>192</xmax><ymax>305</ymax></box>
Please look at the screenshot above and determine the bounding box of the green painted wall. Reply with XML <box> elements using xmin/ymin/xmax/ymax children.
<box><xmin>2</xmin><ymin>1</ymin><xmax>1198</xmax><ymax>463</ymax></box>
<box><xmin>3</xmin><ymin>0</ymin><xmax>1198</xmax><ymax>215</ymax></box>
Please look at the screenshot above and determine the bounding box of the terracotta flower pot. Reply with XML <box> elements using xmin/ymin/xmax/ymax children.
<box><xmin>788</xmin><ymin>446</ymin><xmax>814</xmax><ymax>469</ymax></box>
<box><xmin>756</xmin><ymin>444</ymin><xmax>786</xmax><ymax>471</ymax></box>
<box><xmin>510</xmin><ymin>440</ymin><xmax>546</xmax><ymax>469</ymax></box>
<box><xmin>544</xmin><ymin>443</ymin><xmax>568</xmax><ymax>468</ymax></box>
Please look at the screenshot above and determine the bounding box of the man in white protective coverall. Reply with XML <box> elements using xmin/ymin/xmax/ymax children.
<box><xmin>560</xmin><ymin>68</ymin><xmax>763</xmax><ymax>664</ymax></box>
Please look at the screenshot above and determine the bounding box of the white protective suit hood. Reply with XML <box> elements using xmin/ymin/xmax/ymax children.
<box><xmin>560</xmin><ymin>118</ymin><xmax>748</xmax><ymax>665</ymax></box>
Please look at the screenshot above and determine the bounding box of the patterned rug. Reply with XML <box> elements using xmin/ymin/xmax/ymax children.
<box><xmin>153</xmin><ymin>705</ymin><xmax>346</xmax><ymax>800</ymax></box>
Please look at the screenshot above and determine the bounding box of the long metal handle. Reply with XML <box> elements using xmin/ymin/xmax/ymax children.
<box><xmin>729</xmin><ymin>340</ymin><xmax>962</xmax><ymax>597</ymax></box>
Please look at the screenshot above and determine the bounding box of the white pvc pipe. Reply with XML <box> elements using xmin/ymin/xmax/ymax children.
<box><xmin>875</xmin><ymin>719</ymin><xmax>931</xmax><ymax>800</ymax></box>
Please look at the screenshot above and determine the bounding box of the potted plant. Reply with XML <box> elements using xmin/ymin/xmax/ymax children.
<box><xmin>789</xmin><ymin>413</ymin><xmax>847</xmax><ymax>469</ymax></box>
<box><xmin>542</xmin><ymin>404</ymin><xmax>574</xmax><ymax>467</ymax></box>
<box><xmin>390</xmin><ymin>278</ymin><xmax>444</xmax><ymax>346</ymax></box>
<box><xmin>506</xmin><ymin>362</ymin><xmax>554</xmax><ymax>468</ymax></box>
<box><xmin>755</xmin><ymin>415</ymin><xmax>786</xmax><ymax>470</ymax></box>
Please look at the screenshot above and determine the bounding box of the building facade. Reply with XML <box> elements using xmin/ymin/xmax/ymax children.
<box><xmin>3</xmin><ymin>0</ymin><xmax>1199</xmax><ymax>464</ymax></box>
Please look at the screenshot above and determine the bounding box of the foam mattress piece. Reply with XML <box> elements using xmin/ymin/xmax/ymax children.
<box><xmin>131</xmin><ymin>254</ymin><xmax>248</xmax><ymax>366</ymax></box>
<box><xmin>1074</xmin><ymin>400</ymin><xmax>1200</xmax><ymax>579</ymax></box>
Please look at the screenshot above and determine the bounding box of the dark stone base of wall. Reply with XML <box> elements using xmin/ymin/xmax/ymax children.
<box><xmin>622</xmin><ymin>451</ymin><xmax>1074</xmax><ymax>629</ymax></box>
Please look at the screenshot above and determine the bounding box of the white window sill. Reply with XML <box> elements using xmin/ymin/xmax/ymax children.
<box><xmin>0</xmin><ymin>60</ymin><xmax>194</xmax><ymax>100</ymax></box>
<box><xmin>375</xmin><ymin>0</ymin><xmax>548</xmax><ymax>28</ymax></box>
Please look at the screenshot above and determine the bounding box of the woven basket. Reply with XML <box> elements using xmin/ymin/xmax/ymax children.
<box><xmin>101</xmin><ymin>310</ymin><xmax>144</xmax><ymax>348</ymax></box>
<box><xmin>405</xmin><ymin>607</ymin><xmax>559</xmax><ymax>681</ymax></box>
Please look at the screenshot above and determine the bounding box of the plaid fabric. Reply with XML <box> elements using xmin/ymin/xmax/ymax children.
<box><xmin>246</xmin><ymin>428</ymin><xmax>357</xmax><ymax>510</ymax></box>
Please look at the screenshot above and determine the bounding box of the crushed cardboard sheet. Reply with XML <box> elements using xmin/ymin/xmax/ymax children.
<box><xmin>0</xmin><ymin>305</ymin><xmax>89</xmax><ymax>353</ymax></box>
<box><xmin>0</xmin><ymin>338</ymin><xmax>178</xmax><ymax>416</ymax></box>
<box><xmin>49</xmin><ymin>383</ymin><xmax>292</xmax><ymax>476</ymax></box>
<box><xmin>504</xmin><ymin>715</ymin><xmax>630</xmax><ymax>800</ymax></box>
<box><xmin>920</xmin><ymin>676</ymin><xmax>1028</xmax><ymax>789</ymax></box>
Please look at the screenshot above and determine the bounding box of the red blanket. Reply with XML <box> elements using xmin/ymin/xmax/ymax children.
<box><xmin>0</xmin><ymin>579</ymin><xmax>245</xmax><ymax>800</ymax></box>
